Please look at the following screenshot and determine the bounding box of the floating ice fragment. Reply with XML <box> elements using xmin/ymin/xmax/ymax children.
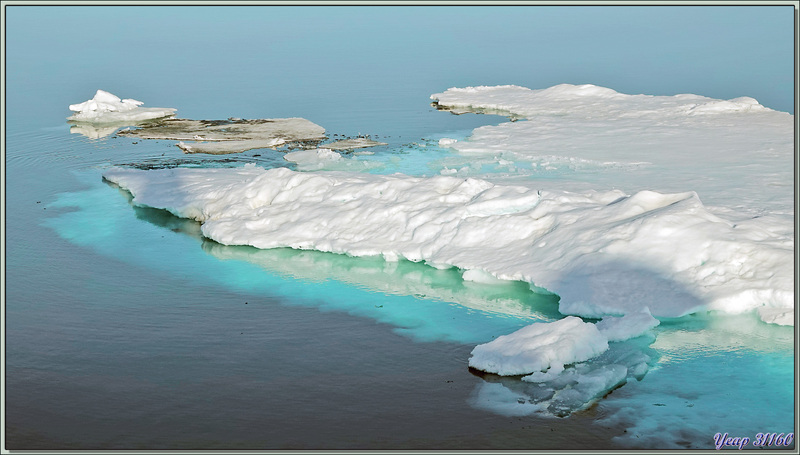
<box><xmin>468</xmin><ymin>316</ymin><xmax>609</xmax><ymax>376</ymax></box>
<box><xmin>68</xmin><ymin>89</ymin><xmax>142</xmax><ymax>113</ymax></box>
<box><xmin>470</xmin><ymin>340</ymin><xmax>653</xmax><ymax>417</ymax></box>
<box><xmin>67</xmin><ymin>89</ymin><xmax>176</xmax><ymax>124</ymax></box>
<box><xmin>532</xmin><ymin>363</ymin><xmax>628</xmax><ymax>416</ymax></box>
<box><xmin>595</xmin><ymin>309</ymin><xmax>660</xmax><ymax>342</ymax></box>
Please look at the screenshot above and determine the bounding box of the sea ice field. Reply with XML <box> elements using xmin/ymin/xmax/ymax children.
<box><xmin>10</xmin><ymin>82</ymin><xmax>795</xmax><ymax>449</ymax></box>
<box><xmin>4</xmin><ymin>5</ymin><xmax>796</xmax><ymax>451</ymax></box>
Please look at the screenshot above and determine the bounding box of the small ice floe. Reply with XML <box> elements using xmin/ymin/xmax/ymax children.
<box><xmin>67</xmin><ymin>89</ymin><xmax>176</xmax><ymax>125</ymax></box>
<box><xmin>470</xmin><ymin>345</ymin><xmax>646</xmax><ymax>417</ymax></box>
<box><xmin>468</xmin><ymin>314</ymin><xmax>659</xmax><ymax>416</ymax></box>
<box><xmin>118</xmin><ymin>117</ymin><xmax>327</xmax><ymax>155</ymax></box>
<box><xmin>468</xmin><ymin>316</ymin><xmax>609</xmax><ymax>377</ymax></box>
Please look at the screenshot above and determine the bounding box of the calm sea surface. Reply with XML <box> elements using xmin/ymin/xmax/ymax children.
<box><xmin>5</xmin><ymin>5</ymin><xmax>795</xmax><ymax>450</ymax></box>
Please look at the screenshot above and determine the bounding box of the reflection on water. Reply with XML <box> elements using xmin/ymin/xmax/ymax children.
<box><xmin>68</xmin><ymin>121</ymin><xmax>123</xmax><ymax>139</ymax></box>
<box><xmin>68</xmin><ymin>117</ymin><xmax>173</xmax><ymax>139</ymax></box>
<box><xmin>202</xmin><ymin>243</ymin><xmax>562</xmax><ymax>320</ymax></box>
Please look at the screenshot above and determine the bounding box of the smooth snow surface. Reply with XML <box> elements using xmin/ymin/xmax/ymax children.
<box><xmin>430</xmin><ymin>84</ymin><xmax>793</xmax><ymax>217</ymax></box>
<box><xmin>102</xmin><ymin>164</ymin><xmax>793</xmax><ymax>324</ymax></box>
<box><xmin>68</xmin><ymin>90</ymin><xmax>176</xmax><ymax>123</ymax></box>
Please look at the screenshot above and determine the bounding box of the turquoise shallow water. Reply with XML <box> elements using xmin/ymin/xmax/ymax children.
<box><xmin>5</xmin><ymin>5</ymin><xmax>795</xmax><ymax>450</ymax></box>
<box><xmin>42</xmin><ymin>168</ymin><xmax>563</xmax><ymax>345</ymax></box>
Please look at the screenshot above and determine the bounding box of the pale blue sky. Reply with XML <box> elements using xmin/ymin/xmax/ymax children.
<box><xmin>6</xmin><ymin>5</ymin><xmax>795</xmax><ymax>125</ymax></box>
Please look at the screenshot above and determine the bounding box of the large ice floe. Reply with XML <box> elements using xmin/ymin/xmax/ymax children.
<box><xmin>102</xmin><ymin>163</ymin><xmax>793</xmax><ymax>326</ymax></box>
<box><xmin>431</xmin><ymin>84</ymin><xmax>794</xmax><ymax>217</ymax></box>
<box><xmin>100</xmin><ymin>83</ymin><xmax>794</xmax><ymax>419</ymax></box>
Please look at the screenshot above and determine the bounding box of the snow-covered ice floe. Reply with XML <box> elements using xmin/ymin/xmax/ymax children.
<box><xmin>469</xmin><ymin>315</ymin><xmax>656</xmax><ymax>417</ymax></box>
<box><xmin>469</xmin><ymin>316</ymin><xmax>610</xmax><ymax>377</ymax></box>
<box><xmin>466</xmin><ymin>309</ymin><xmax>665</xmax><ymax>417</ymax></box>
<box><xmin>430</xmin><ymin>84</ymin><xmax>794</xmax><ymax>217</ymax></box>
<box><xmin>98</xmin><ymin>83</ymin><xmax>794</xmax><ymax>417</ymax></box>
<box><xmin>101</xmin><ymin>165</ymin><xmax>793</xmax><ymax>326</ymax></box>
<box><xmin>68</xmin><ymin>89</ymin><xmax>176</xmax><ymax>124</ymax></box>
<box><xmin>429</xmin><ymin>83</ymin><xmax>793</xmax><ymax>324</ymax></box>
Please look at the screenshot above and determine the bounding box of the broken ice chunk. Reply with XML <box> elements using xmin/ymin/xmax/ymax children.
<box><xmin>595</xmin><ymin>309</ymin><xmax>660</xmax><ymax>342</ymax></box>
<box><xmin>469</xmin><ymin>316</ymin><xmax>609</xmax><ymax>376</ymax></box>
<box><xmin>67</xmin><ymin>90</ymin><xmax>176</xmax><ymax>124</ymax></box>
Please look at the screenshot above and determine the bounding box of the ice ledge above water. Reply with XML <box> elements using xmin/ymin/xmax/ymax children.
<box><xmin>101</xmin><ymin>165</ymin><xmax>794</xmax><ymax>326</ymax></box>
<box><xmin>430</xmin><ymin>83</ymin><xmax>778</xmax><ymax>118</ymax></box>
